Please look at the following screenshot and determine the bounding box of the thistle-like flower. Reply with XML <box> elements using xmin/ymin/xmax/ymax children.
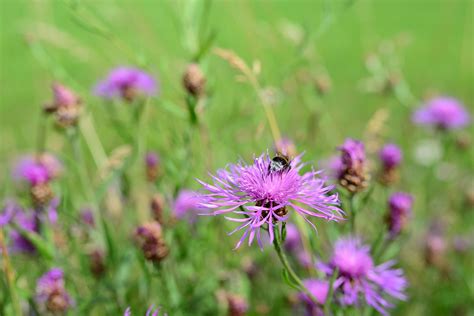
<box><xmin>298</xmin><ymin>279</ymin><xmax>329</xmax><ymax>316</ymax></box>
<box><xmin>198</xmin><ymin>153</ymin><xmax>342</xmax><ymax>248</ymax></box>
<box><xmin>94</xmin><ymin>67</ymin><xmax>157</xmax><ymax>102</ymax></box>
<box><xmin>172</xmin><ymin>190</ymin><xmax>203</xmax><ymax>223</ymax></box>
<box><xmin>182</xmin><ymin>63</ymin><xmax>206</xmax><ymax>97</ymax></box>
<box><xmin>412</xmin><ymin>97</ymin><xmax>470</xmax><ymax>130</ymax></box>
<box><xmin>378</xmin><ymin>143</ymin><xmax>402</xmax><ymax>185</ymax></box>
<box><xmin>386</xmin><ymin>192</ymin><xmax>413</xmax><ymax>238</ymax></box>
<box><xmin>337</xmin><ymin>139</ymin><xmax>368</xmax><ymax>193</ymax></box>
<box><xmin>274</xmin><ymin>137</ymin><xmax>297</xmax><ymax>157</ymax></box>
<box><xmin>44</xmin><ymin>83</ymin><xmax>82</xmax><ymax>127</ymax></box>
<box><xmin>36</xmin><ymin>268</ymin><xmax>73</xmax><ymax>314</ymax></box>
<box><xmin>318</xmin><ymin>237</ymin><xmax>407</xmax><ymax>315</ymax></box>
<box><xmin>135</xmin><ymin>222</ymin><xmax>169</xmax><ymax>263</ymax></box>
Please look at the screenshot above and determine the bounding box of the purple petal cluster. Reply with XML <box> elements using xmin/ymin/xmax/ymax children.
<box><xmin>1</xmin><ymin>201</ymin><xmax>38</xmax><ymax>254</ymax></box>
<box><xmin>145</xmin><ymin>151</ymin><xmax>160</xmax><ymax>168</ymax></box>
<box><xmin>13</xmin><ymin>154</ymin><xmax>62</xmax><ymax>186</ymax></box>
<box><xmin>319</xmin><ymin>237</ymin><xmax>407</xmax><ymax>315</ymax></box>
<box><xmin>51</xmin><ymin>83</ymin><xmax>80</xmax><ymax>108</ymax></box>
<box><xmin>198</xmin><ymin>153</ymin><xmax>342</xmax><ymax>248</ymax></box>
<box><xmin>172</xmin><ymin>190</ymin><xmax>203</xmax><ymax>222</ymax></box>
<box><xmin>299</xmin><ymin>279</ymin><xmax>329</xmax><ymax>316</ymax></box>
<box><xmin>36</xmin><ymin>268</ymin><xmax>73</xmax><ymax>313</ymax></box>
<box><xmin>387</xmin><ymin>192</ymin><xmax>413</xmax><ymax>238</ymax></box>
<box><xmin>284</xmin><ymin>223</ymin><xmax>312</xmax><ymax>268</ymax></box>
<box><xmin>412</xmin><ymin>97</ymin><xmax>470</xmax><ymax>130</ymax></box>
<box><xmin>338</xmin><ymin>139</ymin><xmax>366</xmax><ymax>171</ymax></box>
<box><xmin>379</xmin><ymin>144</ymin><xmax>402</xmax><ymax>169</ymax></box>
<box><xmin>95</xmin><ymin>67</ymin><xmax>157</xmax><ymax>101</ymax></box>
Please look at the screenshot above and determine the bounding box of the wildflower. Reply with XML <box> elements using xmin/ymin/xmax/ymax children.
<box><xmin>318</xmin><ymin>237</ymin><xmax>407</xmax><ymax>315</ymax></box>
<box><xmin>145</xmin><ymin>151</ymin><xmax>161</xmax><ymax>182</ymax></box>
<box><xmin>150</xmin><ymin>194</ymin><xmax>165</xmax><ymax>224</ymax></box>
<box><xmin>198</xmin><ymin>153</ymin><xmax>342</xmax><ymax>248</ymax></box>
<box><xmin>8</xmin><ymin>205</ymin><xmax>38</xmax><ymax>254</ymax></box>
<box><xmin>135</xmin><ymin>222</ymin><xmax>169</xmax><ymax>263</ymax></box>
<box><xmin>44</xmin><ymin>83</ymin><xmax>82</xmax><ymax>127</ymax></box>
<box><xmin>284</xmin><ymin>224</ymin><xmax>312</xmax><ymax>268</ymax></box>
<box><xmin>95</xmin><ymin>67</ymin><xmax>157</xmax><ymax>102</ymax></box>
<box><xmin>412</xmin><ymin>97</ymin><xmax>470</xmax><ymax>130</ymax></box>
<box><xmin>13</xmin><ymin>154</ymin><xmax>62</xmax><ymax>206</ymax></box>
<box><xmin>424</xmin><ymin>221</ymin><xmax>447</xmax><ymax>269</ymax></box>
<box><xmin>298</xmin><ymin>279</ymin><xmax>329</xmax><ymax>316</ymax></box>
<box><xmin>378</xmin><ymin>143</ymin><xmax>402</xmax><ymax>185</ymax></box>
<box><xmin>386</xmin><ymin>192</ymin><xmax>413</xmax><ymax>238</ymax></box>
<box><xmin>337</xmin><ymin>139</ymin><xmax>368</xmax><ymax>193</ymax></box>
<box><xmin>36</xmin><ymin>268</ymin><xmax>73</xmax><ymax>314</ymax></box>
<box><xmin>182</xmin><ymin>63</ymin><xmax>206</xmax><ymax>97</ymax></box>
<box><xmin>124</xmin><ymin>305</ymin><xmax>165</xmax><ymax>316</ymax></box>
<box><xmin>226</xmin><ymin>294</ymin><xmax>248</xmax><ymax>316</ymax></box>
<box><xmin>172</xmin><ymin>190</ymin><xmax>203</xmax><ymax>222</ymax></box>
<box><xmin>274</xmin><ymin>137</ymin><xmax>297</xmax><ymax>157</ymax></box>
<box><xmin>80</xmin><ymin>208</ymin><xmax>95</xmax><ymax>227</ymax></box>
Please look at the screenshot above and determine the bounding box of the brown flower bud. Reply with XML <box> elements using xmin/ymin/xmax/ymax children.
<box><xmin>226</xmin><ymin>294</ymin><xmax>248</xmax><ymax>316</ymax></box>
<box><xmin>314</xmin><ymin>75</ymin><xmax>331</xmax><ymax>96</ymax></box>
<box><xmin>182</xmin><ymin>63</ymin><xmax>206</xmax><ymax>97</ymax></box>
<box><xmin>89</xmin><ymin>249</ymin><xmax>106</xmax><ymax>278</ymax></box>
<box><xmin>150</xmin><ymin>194</ymin><xmax>165</xmax><ymax>224</ymax></box>
<box><xmin>31</xmin><ymin>183</ymin><xmax>53</xmax><ymax>207</ymax></box>
<box><xmin>135</xmin><ymin>222</ymin><xmax>169</xmax><ymax>263</ymax></box>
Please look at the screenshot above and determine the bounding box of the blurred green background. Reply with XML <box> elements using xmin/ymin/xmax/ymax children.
<box><xmin>0</xmin><ymin>0</ymin><xmax>473</xmax><ymax>315</ymax></box>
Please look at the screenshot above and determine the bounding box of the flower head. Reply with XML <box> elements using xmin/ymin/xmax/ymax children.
<box><xmin>387</xmin><ymin>192</ymin><xmax>413</xmax><ymax>238</ymax></box>
<box><xmin>10</xmin><ymin>207</ymin><xmax>38</xmax><ymax>254</ymax></box>
<box><xmin>172</xmin><ymin>190</ymin><xmax>203</xmax><ymax>222</ymax></box>
<box><xmin>274</xmin><ymin>137</ymin><xmax>297</xmax><ymax>157</ymax></box>
<box><xmin>36</xmin><ymin>268</ymin><xmax>73</xmax><ymax>314</ymax></box>
<box><xmin>413</xmin><ymin>97</ymin><xmax>470</xmax><ymax>130</ymax></box>
<box><xmin>182</xmin><ymin>63</ymin><xmax>206</xmax><ymax>97</ymax></box>
<box><xmin>135</xmin><ymin>222</ymin><xmax>169</xmax><ymax>263</ymax></box>
<box><xmin>299</xmin><ymin>279</ymin><xmax>329</xmax><ymax>315</ymax></box>
<box><xmin>145</xmin><ymin>151</ymin><xmax>161</xmax><ymax>182</ymax></box>
<box><xmin>337</xmin><ymin>139</ymin><xmax>368</xmax><ymax>193</ymax></box>
<box><xmin>95</xmin><ymin>67</ymin><xmax>157</xmax><ymax>102</ymax></box>
<box><xmin>198</xmin><ymin>153</ymin><xmax>342</xmax><ymax>248</ymax></box>
<box><xmin>319</xmin><ymin>237</ymin><xmax>407</xmax><ymax>315</ymax></box>
<box><xmin>13</xmin><ymin>154</ymin><xmax>62</xmax><ymax>186</ymax></box>
<box><xmin>379</xmin><ymin>144</ymin><xmax>402</xmax><ymax>169</ymax></box>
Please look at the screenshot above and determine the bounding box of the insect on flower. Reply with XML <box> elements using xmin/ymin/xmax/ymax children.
<box><xmin>268</xmin><ymin>153</ymin><xmax>291</xmax><ymax>175</ymax></box>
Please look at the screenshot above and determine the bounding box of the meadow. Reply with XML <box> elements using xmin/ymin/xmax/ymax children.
<box><xmin>0</xmin><ymin>0</ymin><xmax>473</xmax><ymax>315</ymax></box>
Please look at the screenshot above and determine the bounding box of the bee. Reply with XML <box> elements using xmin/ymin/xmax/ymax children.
<box><xmin>268</xmin><ymin>153</ymin><xmax>291</xmax><ymax>174</ymax></box>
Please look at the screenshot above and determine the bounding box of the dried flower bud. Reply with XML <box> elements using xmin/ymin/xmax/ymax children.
<box><xmin>150</xmin><ymin>194</ymin><xmax>165</xmax><ymax>224</ymax></box>
<box><xmin>182</xmin><ymin>63</ymin><xmax>206</xmax><ymax>97</ymax></box>
<box><xmin>135</xmin><ymin>222</ymin><xmax>169</xmax><ymax>263</ymax></box>
<box><xmin>44</xmin><ymin>83</ymin><xmax>82</xmax><ymax>127</ymax></box>
<box><xmin>89</xmin><ymin>249</ymin><xmax>106</xmax><ymax>278</ymax></box>
<box><xmin>31</xmin><ymin>183</ymin><xmax>54</xmax><ymax>207</ymax></box>
<box><xmin>145</xmin><ymin>152</ymin><xmax>161</xmax><ymax>182</ymax></box>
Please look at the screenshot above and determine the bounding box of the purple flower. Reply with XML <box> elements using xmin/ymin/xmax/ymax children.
<box><xmin>336</xmin><ymin>139</ymin><xmax>367</xmax><ymax>193</ymax></box>
<box><xmin>36</xmin><ymin>268</ymin><xmax>73</xmax><ymax>313</ymax></box>
<box><xmin>379</xmin><ymin>144</ymin><xmax>402</xmax><ymax>169</ymax></box>
<box><xmin>13</xmin><ymin>157</ymin><xmax>49</xmax><ymax>186</ymax></box>
<box><xmin>10</xmin><ymin>209</ymin><xmax>38</xmax><ymax>254</ymax></box>
<box><xmin>80</xmin><ymin>208</ymin><xmax>95</xmax><ymax>227</ymax></box>
<box><xmin>198</xmin><ymin>153</ymin><xmax>343</xmax><ymax>248</ymax></box>
<box><xmin>172</xmin><ymin>190</ymin><xmax>203</xmax><ymax>221</ymax></box>
<box><xmin>319</xmin><ymin>237</ymin><xmax>407</xmax><ymax>315</ymax></box>
<box><xmin>0</xmin><ymin>200</ymin><xmax>17</xmax><ymax>227</ymax></box>
<box><xmin>299</xmin><ymin>279</ymin><xmax>329</xmax><ymax>315</ymax></box>
<box><xmin>124</xmin><ymin>305</ymin><xmax>166</xmax><ymax>316</ymax></box>
<box><xmin>51</xmin><ymin>83</ymin><xmax>80</xmax><ymax>108</ymax></box>
<box><xmin>387</xmin><ymin>192</ymin><xmax>413</xmax><ymax>238</ymax></box>
<box><xmin>95</xmin><ymin>67</ymin><xmax>157</xmax><ymax>101</ymax></box>
<box><xmin>13</xmin><ymin>154</ymin><xmax>62</xmax><ymax>186</ymax></box>
<box><xmin>413</xmin><ymin>97</ymin><xmax>470</xmax><ymax>130</ymax></box>
<box><xmin>145</xmin><ymin>151</ymin><xmax>160</xmax><ymax>168</ymax></box>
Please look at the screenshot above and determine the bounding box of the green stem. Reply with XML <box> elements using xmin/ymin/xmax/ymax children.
<box><xmin>324</xmin><ymin>267</ymin><xmax>339</xmax><ymax>316</ymax></box>
<box><xmin>272</xmin><ymin>225</ymin><xmax>320</xmax><ymax>306</ymax></box>
<box><xmin>348</xmin><ymin>194</ymin><xmax>356</xmax><ymax>234</ymax></box>
<box><xmin>0</xmin><ymin>230</ymin><xmax>22</xmax><ymax>316</ymax></box>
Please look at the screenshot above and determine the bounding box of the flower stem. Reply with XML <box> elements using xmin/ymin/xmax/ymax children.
<box><xmin>0</xmin><ymin>229</ymin><xmax>22</xmax><ymax>316</ymax></box>
<box><xmin>348</xmin><ymin>194</ymin><xmax>356</xmax><ymax>233</ymax></box>
<box><xmin>272</xmin><ymin>224</ymin><xmax>320</xmax><ymax>306</ymax></box>
<box><xmin>324</xmin><ymin>267</ymin><xmax>339</xmax><ymax>316</ymax></box>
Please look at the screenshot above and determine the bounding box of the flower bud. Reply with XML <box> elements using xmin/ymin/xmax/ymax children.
<box><xmin>135</xmin><ymin>222</ymin><xmax>169</xmax><ymax>263</ymax></box>
<box><xmin>150</xmin><ymin>194</ymin><xmax>165</xmax><ymax>224</ymax></box>
<box><xmin>337</xmin><ymin>139</ymin><xmax>368</xmax><ymax>193</ymax></box>
<box><xmin>89</xmin><ymin>249</ymin><xmax>106</xmax><ymax>278</ymax></box>
<box><xmin>36</xmin><ymin>268</ymin><xmax>73</xmax><ymax>314</ymax></box>
<box><xmin>182</xmin><ymin>63</ymin><xmax>206</xmax><ymax>97</ymax></box>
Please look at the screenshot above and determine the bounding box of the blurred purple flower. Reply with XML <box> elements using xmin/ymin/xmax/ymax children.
<box><xmin>413</xmin><ymin>97</ymin><xmax>470</xmax><ymax>130</ymax></box>
<box><xmin>284</xmin><ymin>223</ymin><xmax>302</xmax><ymax>252</ymax></box>
<box><xmin>318</xmin><ymin>237</ymin><xmax>407</xmax><ymax>315</ymax></box>
<box><xmin>95</xmin><ymin>67</ymin><xmax>157</xmax><ymax>101</ymax></box>
<box><xmin>198</xmin><ymin>153</ymin><xmax>342</xmax><ymax>249</ymax></box>
<box><xmin>50</xmin><ymin>83</ymin><xmax>80</xmax><ymax>108</ymax></box>
<box><xmin>337</xmin><ymin>139</ymin><xmax>367</xmax><ymax>193</ymax></box>
<box><xmin>172</xmin><ymin>190</ymin><xmax>203</xmax><ymax>222</ymax></box>
<box><xmin>145</xmin><ymin>151</ymin><xmax>160</xmax><ymax>168</ymax></box>
<box><xmin>379</xmin><ymin>144</ymin><xmax>402</xmax><ymax>169</ymax></box>
<box><xmin>124</xmin><ymin>305</ymin><xmax>166</xmax><ymax>316</ymax></box>
<box><xmin>36</xmin><ymin>268</ymin><xmax>73</xmax><ymax>313</ymax></box>
<box><xmin>81</xmin><ymin>208</ymin><xmax>95</xmax><ymax>227</ymax></box>
<box><xmin>10</xmin><ymin>209</ymin><xmax>38</xmax><ymax>254</ymax></box>
<box><xmin>387</xmin><ymin>192</ymin><xmax>413</xmax><ymax>238</ymax></box>
<box><xmin>13</xmin><ymin>154</ymin><xmax>62</xmax><ymax>186</ymax></box>
<box><xmin>46</xmin><ymin>197</ymin><xmax>60</xmax><ymax>225</ymax></box>
<box><xmin>299</xmin><ymin>279</ymin><xmax>329</xmax><ymax>315</ymax></box>
<box><xmin>0</xmin><ymin>200</ymin><xmax>17</xmax><ymax>227</ymax></box>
